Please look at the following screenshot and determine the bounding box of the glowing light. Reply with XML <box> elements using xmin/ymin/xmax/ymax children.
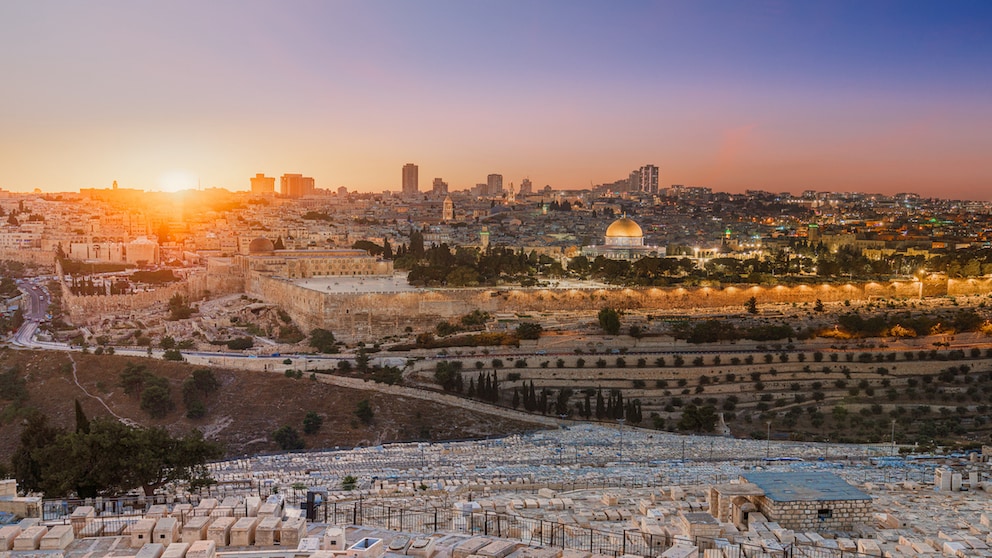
<box><xmin>157</xmin><ymin>169</ymin><xmax>198</xmax><ymax>192</ymax></box>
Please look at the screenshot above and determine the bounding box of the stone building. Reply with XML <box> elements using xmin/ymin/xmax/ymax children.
<box><xmin>582</xmin><ymin>215</ymin><xmax>663</xmax><ymax>261</ymax></box>
<box><xmin>233</xmin><ymin>238</ymin><xmax>393</xmax><ymax>279</ymax></box>
<box><xmin>729</xmin><ymin>472</ymin><xmax>872</xmax><ymax>532</ymax></box>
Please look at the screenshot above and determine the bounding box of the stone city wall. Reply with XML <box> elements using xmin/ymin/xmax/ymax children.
<box><xmin>249</xmin><ymin>274</ymin><xmax>983</xmax><ymax>341</ymax></box>
<box><xmin>0</xmin><ymin>248</ymin><xmax>56</xmax><ymax>268</ymax></box>
<box><xmin>56</xmin><ymin>259</ymin><xmax>239</xmax><ymax>325</ymax></box>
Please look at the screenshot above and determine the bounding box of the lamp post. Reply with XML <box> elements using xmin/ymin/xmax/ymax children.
<box><xmin>617</xmin><ymin>418</ymin><xmax>625</xmax><ymax>462</ymax></box>
<box><xmin>891</xmin><ymin>419</ymin><xmax>896</xmax><ymax>456</ymax></box>
<box><xmin>766</xmin><ymin>421</ymin><xmax>771</xmax><ymax>458</ymax></box>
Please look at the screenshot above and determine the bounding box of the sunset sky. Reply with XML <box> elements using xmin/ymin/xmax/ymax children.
<box><xmin>1</xmin><ymin>1</ymin><xmax>990</xmax><ymax>198</ymax></box>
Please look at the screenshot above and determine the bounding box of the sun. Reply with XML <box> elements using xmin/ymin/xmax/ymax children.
<box><xmin>157</xmin><ymin>169</ymin><xmax>198</xmax><ymax>192</ymax></box>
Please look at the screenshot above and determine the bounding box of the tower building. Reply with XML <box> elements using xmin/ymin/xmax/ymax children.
<box><xmin>402</xmin><ymin>163</ymin><xmax>419</xmax><ymax>195</ymax></box>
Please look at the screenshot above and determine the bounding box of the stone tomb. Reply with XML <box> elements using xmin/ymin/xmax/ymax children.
<box><xmin>207</xmin><ymin>516</ymin><xmax>235</xmax><ymax>546</ymax></box>
<box><xmin>406</xmin><ymin>537</ymin><xmax>437</xmax><ymax>558</ymax></box>
<box><xmin>740</xmin><ymin>472</ymin><xmax>872</xmax><ymax>532</ymax></box>
<box><xmin>255</xmin><ymin>516</ymin><xmax>282</xmax><ymax>546</ymax></box>
<box><xmin>321</xmin><ymin>526</ymin><xmax>345</xmax><ymax>551</ymax></box>
<box><xmin>279</xmin><ymin>517</ymin><xmax>307</xmax><ymax>548</ymax></box>
<box><xmin>70</xmin><ymin>505</ymin><xmax>96</xmax><ymax>536</ymax></box>
<box><xmin>187</xmin><ymin>539</ymin><xmax>218</xmax><ymax>558</ymax></box>
<box><xmin>153</xmin><ymin>516</ymin><xmax>180</xmax><ymax>546</ymax></box>
<box><xmin>453</xmin><ymin>536</ymin><xmax>493</xmax><ymax>558</ymax></box>
<box><xmin>39</xmin><ymin>524</ymin><xmax>74</xmax><ymax>550</ymax></box>
<box><xmin>230</xmin><ymin>516</ymin><xmax>259</xmax><ymax>546</ymax></box>
<box><xmin>162</xmin><ymin>541</ymin><xmax>191</xmax><ymax>558</ymax></box>
<box><xmin>136</xmin><ymin>543</ymin><xmax>166</xmax><ymax>558</ymax></box>
<box><xmin>182</xmin><ymin>516</ymin><xmax>212</xmax><ymax>543</ymax></box>
<box><xmin>0</xmin><ymin>525</ymin><xmax>22</xmax><ymax>550</ymax></box>
<box><xmin>13</xmin><ymin>526</ymin><xmax>48</xmax><ymax>551</ymax></box>
<box><xmin>347</xmin><ymin>537</ymin><xmax>384</xmax><ymax>558</ymax></box>
<box><xmin>131</xmin><ymin>518</ymin><xmax>157</xmax><ymax>548</ymax></box>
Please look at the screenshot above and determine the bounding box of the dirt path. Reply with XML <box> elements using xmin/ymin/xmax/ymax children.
<box><xmin>68</xmin><ymin>353</ymin><xmax>140</xmax><ymax>427</ymax></box>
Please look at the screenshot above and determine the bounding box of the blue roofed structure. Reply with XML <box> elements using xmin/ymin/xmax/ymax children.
<box><xmin>742</xmin><ymin>472</ymin><xmax>871</xmax><ymax>502</ymax></box>
<box><xmin>735</xmin><ymin>472</ymin><xmax>873</xmax><ymax>532</ymax></box>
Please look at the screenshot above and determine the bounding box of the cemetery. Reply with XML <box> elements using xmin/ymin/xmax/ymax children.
<box><xmin>2</xmin><ymin>425</ymin><xmax>992</xmax><ymax>558</ymax></box>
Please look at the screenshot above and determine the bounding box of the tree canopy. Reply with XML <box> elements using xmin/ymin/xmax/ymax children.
<box><xmin>13</xmin><ymin>414</ymin><xmax>221</xmax><ymax>497</ymax></box>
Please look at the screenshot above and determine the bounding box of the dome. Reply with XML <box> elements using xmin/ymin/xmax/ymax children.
<box><xmin>248</xmin><ymin>237</ymin><xmax>275</xmax><ymax>254</ymax></box>
<box><xmin>605</xmin><ymin>217</ymin><xmax>643</xmax><ymax>238</ymax></box>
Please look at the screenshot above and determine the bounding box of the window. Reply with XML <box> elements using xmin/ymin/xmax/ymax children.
<box><xmin>817</xmin><ymin>508</ymin><xmax>832</xmax><ymax>520</ymax></box>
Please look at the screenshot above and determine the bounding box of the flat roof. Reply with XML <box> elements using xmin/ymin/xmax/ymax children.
<box><xmin>742</xmin><ymin>472</ymin><xmax>871</xmax><ymax>502</ymax></box>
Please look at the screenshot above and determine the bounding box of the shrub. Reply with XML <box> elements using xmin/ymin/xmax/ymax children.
<box><xmin>272</xmin><ymin>426</ymin><xmax>304</xmax><ymax>450</ymax></box>
<box><xmin>303</xmin><ymin>411</ymin><xmax>324</xmax><ymax>434</ymax></box>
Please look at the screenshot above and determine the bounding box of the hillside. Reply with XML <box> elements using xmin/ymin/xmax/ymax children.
<box><xmin>0</xmin><ymin>349</ymin><xmax>543</xmax><ymax>464</ymax></box>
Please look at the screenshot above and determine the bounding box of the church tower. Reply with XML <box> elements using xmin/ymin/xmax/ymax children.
<box><xmin>442</xmin><ymin>195</ymin><xmax>454</xmax><ymax>222</ymax></box>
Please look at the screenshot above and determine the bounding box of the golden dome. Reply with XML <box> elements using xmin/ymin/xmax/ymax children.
<box><xmin>605</xmin><ymin>217</ymin><xmax>643</xmax><ymax>238</ymax></box>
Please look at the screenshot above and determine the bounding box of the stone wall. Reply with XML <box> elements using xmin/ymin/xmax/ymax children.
<box><xmin>0</xmin><ymin>248</ymin><xmax>55</xmax><ymax>268</ymax></box>
<box><xmin>56</xmin><ymin>259</ymin><xmax>235</xmax><ymax>325</ymax></box>
<box><xmin>248</xmin><ymin>274</ymin><xmax>976</xmax><ymax>341</ymax></box>
<box><xmin>755</xmin><ymin>496</ymin><xmax>872</xmax><ymax>532</ymax></box>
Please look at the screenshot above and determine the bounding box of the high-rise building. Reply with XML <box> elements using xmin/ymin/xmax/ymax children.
<box><xmin>519</xmin><ymin>178</ymin><xmax>533</xmax><ymax>196</ymax></box>
<box><xmin>250</xmin><ymin>173</ymin><xmax>275</xmax><ymax>195</ymax></box>
<box><xmin>402</xmin><ymin>163</ymin><xmax>419</xmax><ymax>194</ymax></box>
<box><xmin>639</xmin><ymin>165</ymin><xmax>659</xmax><ymax>194</ymax></box>
<box><xmin>627</xmin><ymin>169</ymin><xmax>641</xmax><ymax>193</ymax></box>
<box><xmin>280</xmin><ymin>174</ymin><xmax>314</xmax><ymax>198</ymax></box>
<box><xmin>487</xmin><ymin>174</ymin><xmax>503</xmax><ymax>196</ymax></box>
<box><xmin>432</xmin><ymin>177</ymin><xmax>448</xmax><ymax>196</ymax></box>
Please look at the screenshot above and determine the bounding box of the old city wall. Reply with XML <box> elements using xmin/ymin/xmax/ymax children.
<box><xmin>249</xmin><ymin>274</ymin><xmax>983</xmax><ymax>341</ymax></box>
<box><xmin>56</xmin><ymin>258</ymin><xmax>242</xmax><ymax>325</ymax></box>
<box><xmin>0</xmin><ymin>248</ymin><xmax>56</xmax><ymax>268</ymax></box>
<box><xmin>60</xmin><ymin>279</ymin><xmax>192</xmax><ymax>324</ymax></box>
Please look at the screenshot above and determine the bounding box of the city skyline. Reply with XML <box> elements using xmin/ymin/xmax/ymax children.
<box><xmin>1</xmin><ymin>1</ymin><xmax>991</xmax><ymax>198</ymax></box>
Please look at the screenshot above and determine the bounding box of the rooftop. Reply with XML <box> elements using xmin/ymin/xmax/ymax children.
<box><xmin>741</xmin><ymin>472</ymin><xmax>871</xmax><ymax>502</ymax></box>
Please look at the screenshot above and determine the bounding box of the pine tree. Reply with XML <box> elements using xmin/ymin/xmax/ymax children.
<box><xmin>595</xmin><ymin>387</ymin><xmax>605</xmax><ymax>419</ymax></box>
<box><xmin>512</xmin><ymin>387</ymin><xmax>520</xmax><ymax>409</ymax></box>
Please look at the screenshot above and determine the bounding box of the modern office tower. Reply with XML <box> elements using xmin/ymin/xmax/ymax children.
<box><xmin>487</xmin><ymin>173</ymin><xmax>503</xmax><ymax>196</ymax></box>
<box><xmin>519</xmin><ymin>178</ymin><xmax>533</xmax><ymax>196</ymax></box>
<box><xmin>432</xmin><ymin>177</ymin><xmax>448</xmax><ymax>196</ymax></box>
<box><xmin>280</xmin><ymin>174</ymin><xmax>314</xmax><ymax>198</ymax></box>
<box><xmin>250</xmin><ymin>173</ymin><xmax>275</xmax><ymax>195</ymax></box>
<box><xmin>639</xmin><ymin>164</ymin><xmax>659</xmax><ymax>194</ymax></box>
<box><xmin>402</xmin><ymin>163</ymin><xmax>419</xmax><ymax>194</ymax></box>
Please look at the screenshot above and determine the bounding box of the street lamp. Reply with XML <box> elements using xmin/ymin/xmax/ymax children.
<box><xmin>766</xmin><ymin>421</ymin><xmax>771</xmax><ymax>458</ymax></box>
<box><xmin>891</xmin><ymin>419</ymin><xmax>896</xmax><ymax>456</ymax></box>
<box><xmin>617</xmin><ymin>418</ymin><xmax>625</xmax><ymax>462</ymax></box>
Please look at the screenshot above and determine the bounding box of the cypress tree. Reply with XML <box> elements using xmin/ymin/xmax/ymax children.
<box><xmin>74</xmin><ymin>399</ymin><xmax>90</xmax><ymax>434</ymax></box>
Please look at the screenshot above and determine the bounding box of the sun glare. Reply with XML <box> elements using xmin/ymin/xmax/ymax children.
<box><xmin>157</xmin><ymin>170</ymin><xmax>198</xmax><ymax>192</ymax></box>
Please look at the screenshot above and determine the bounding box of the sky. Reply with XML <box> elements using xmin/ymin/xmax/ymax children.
<box><xmin>1</xmin><ymin>1</ymin><xmax>991</xmax><ymax>198</ymax></box>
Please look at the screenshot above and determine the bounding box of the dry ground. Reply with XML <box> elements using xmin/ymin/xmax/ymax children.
<box><xmin>0</xmin><ymin>349</ymin><xmax>542</xmax><ymax>462</ymax></box>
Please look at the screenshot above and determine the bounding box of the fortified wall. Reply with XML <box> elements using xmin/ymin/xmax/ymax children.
<box><xmin>250</xmin><ymin>274</ymin><xmax>990</xmax><ymax>341</ymax></box>
<box><xmin>56</xmin><ymin>259</ymin><xmax>244</xmax><ymax>325</ymax></box>
<box><xmin>0</xmin><ymin>248</ymin><xmax>56</xmax><ymax>268</ymax></box>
